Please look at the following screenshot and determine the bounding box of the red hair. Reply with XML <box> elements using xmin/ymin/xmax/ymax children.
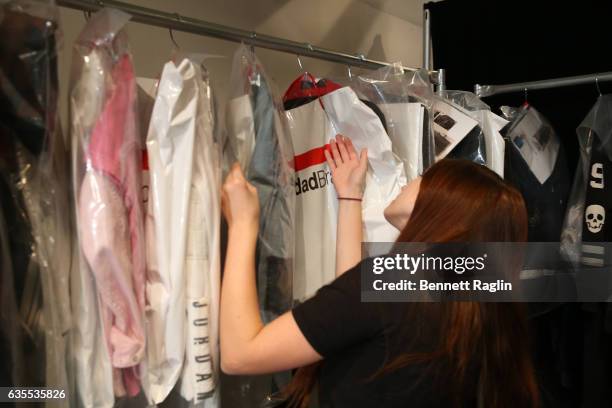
<box><xmin>285</xmin><ymin>159</ymin><xmax>538</xmax><ymax>408</ymax></box>
<box><xmin>386</xmin><ymin>159</ymin><xmax>538</xmax><ymax>408</ymax></box>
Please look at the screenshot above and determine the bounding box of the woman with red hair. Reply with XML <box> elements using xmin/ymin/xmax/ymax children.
<box><xmin>220</xmin><ymin>135</ymin><xmax>539</xmax><ymax>408</ymax></box>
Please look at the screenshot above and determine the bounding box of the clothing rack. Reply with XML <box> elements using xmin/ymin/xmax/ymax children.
<box><xmin>474</xmin><ymin>71</ymin><xmax>612</xmax><ymax>97</ymax></box>
<box><xmin>57</xmin><ymin>0</ymin><xmax>442</xmax><ymax>85</ymax></box>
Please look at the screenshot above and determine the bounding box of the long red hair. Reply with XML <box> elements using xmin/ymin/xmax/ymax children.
<box><xmin>284</xmin><ymin>159</ymin><xmax>538</xmax><ymax>408</ymax></box>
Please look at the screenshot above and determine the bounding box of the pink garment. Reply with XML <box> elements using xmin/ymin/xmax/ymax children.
<box><xmin>78</xmin><ymin>54</ymin><xmax>145</xmax><ymax>397</ymax></box>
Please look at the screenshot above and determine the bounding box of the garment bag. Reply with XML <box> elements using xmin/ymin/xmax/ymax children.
<box><xmin>560</xmin><ymin>95</ymin><xmax>612</xmax><ymax>408</ymax></box>
<box><xmin>71</xmin><ymin>8</ymin><xmax>144</xmax><ymax>404</ymax></box>
<box><xmin>442</xmin><ymin>90</ymin><xmax>507</xmax><ymax>176</ymax></box>
<box><xmin>350</xmin><ymin>66</ymin><xmax>434</xmax><ymax>181</ymax></box>
<box><xmin>286</xmin><ymin>85</ymin><xmax>407</xmax><ymax>300</ymax></box>
<box><xmin>223</xmin><ymin>45</ymin><xmax>295</xmax><ymax>408</ymax></box>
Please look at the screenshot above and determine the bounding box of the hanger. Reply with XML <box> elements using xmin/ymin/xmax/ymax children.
<box><xmin>249</xmin><ymin>31</ymin><xmax>257</xmax><ymax>56</ymax></box>
<box><xmin>168</xmin><ymin>12</ymin><xmax>184</xmax><ymax>56</ymax></box>
<box><xmin>595</xmin><ymin>76</ymin><xmax>602</xmax><ymax>97</ymax></box>
<box><xmin>297</xmin><ymin>54</ymin><xmax>305</xmax><ymax>73</ymax></box>
<box><xmin>169</xmin><ymin>28</ymin><xmax>180</xmax><ymax>49</ymax></box>
<box><xmin>246</xmin><ymin>43</ymin><xmax>260</xmax><ymax>86</ymax></box>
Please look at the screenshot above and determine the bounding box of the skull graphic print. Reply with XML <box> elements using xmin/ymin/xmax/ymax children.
<box><xmin>585</xmin><ymin>204</ymin><xmax>605</xmax><ymax>233</ymax></box>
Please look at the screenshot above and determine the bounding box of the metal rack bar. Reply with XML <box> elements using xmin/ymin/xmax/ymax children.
<box><xmin>475</xmin><ymin>71</ymin><xmax>612</xmax><ymax>97</ymax></box>
<box><xmin>423</xmin><ymin>9</ymin><xmax>431</xmax><ymax>70</ymax></box>
<box><xmin>57</xmin><ymin>0</ymin><xmax>440</xmax><ymax>83</ymax></box>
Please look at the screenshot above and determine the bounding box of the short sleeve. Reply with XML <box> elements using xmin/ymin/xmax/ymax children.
<box><xmin>292</xmin><ymin>263</ymin><xmax>383</xmax><ymax>357</ymax></box>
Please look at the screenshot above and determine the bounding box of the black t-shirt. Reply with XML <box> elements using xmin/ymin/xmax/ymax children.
<box><xmin>292</xmin><ymin>261</ymin><xmax>479</xmax><ymax>408</ymax></box>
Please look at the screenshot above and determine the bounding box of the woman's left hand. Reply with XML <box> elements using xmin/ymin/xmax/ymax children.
<box><xmin>324</xmin><ymin>134</ymin><xmax>368</xmax><ymax>199</ymax></box>
<box><xmin>222</xmin><ymin>163</ymin><xmax>260</xmax><ymax>229</ymax></box>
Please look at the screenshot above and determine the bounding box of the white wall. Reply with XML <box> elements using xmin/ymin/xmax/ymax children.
<box><xmin>58</xmin><ymin>0</ymin><xmax>426</xmax><ymax>127</ymax></box>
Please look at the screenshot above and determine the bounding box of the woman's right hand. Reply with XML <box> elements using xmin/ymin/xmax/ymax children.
<box><xmin>221</xmin><ymin>163</ymin><xmax>260</xmax><ymax>230</ymax></box>
<box><xmin>324</xmin><ymin>134</ymin><xmax>368</xmax><ymax>199</ymax></box>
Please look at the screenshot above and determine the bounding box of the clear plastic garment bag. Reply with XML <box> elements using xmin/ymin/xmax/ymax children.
<box><xmin>0</xmin><ymin>0</ymin><xmax>72</xmax><ymax>402</ymax></box>
<box><xmin>70</xmin><ymin>8</ymin><xmax>145</xmax><ymax>406</ymax></box>
<box><xmin>562</xmin><ymin>95</ymin><xmax>612</xmax><ymax>268</ymax></box>
<box><xmin>285</xmin><ymin>72</ymin><xmax>407</xmax><ymax>302</ymax></box>
<box><xmin>349</xmin><ymin>66</ymin><xmax>435</xmax><ymax>181</ymax></box>
<box><xmin>144</xmin><ymin>55</ymin><xmax>221</xmax><ymax>407</ymax></box>
<box><xmin>441</xmin><ymin>90</ymin><xmax>507</xmax><ymax>177</ymax></box>
<box><xmin>226</xmin><ymin>44</ymin><xmax>295</xmax><ymax>328</ymax></box>
<box><xmin>224</xmin><ymin>44</ymin><xmax>296</xmax><ymax>408</ymax></box>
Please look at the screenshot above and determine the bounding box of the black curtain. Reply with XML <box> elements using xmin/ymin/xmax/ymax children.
<box><xmin>425</xmin><ymin>0</ymin><xmax>612</xmax><ymax>172</ymax></box>
<box><xmin>425</xmin><ymin>1</ymin><xmax>612</xmax><ymax>407</ymax></box>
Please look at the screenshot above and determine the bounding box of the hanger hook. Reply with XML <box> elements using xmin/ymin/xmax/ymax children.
<box><xmin>249</xmin><ymin>32</ymin><xmax>257</xmax><ymax>55</ymax></box>
<box><xmin>169</xmin><ymin>28</ymin><xmax>179</xmax><ymax>49</ymax></box>
<box><xmin>347</xmin><ymin>65</ymin><xmax>353</xmax><ymax>80</ymax></box>
<box><xmin>596</xmin><ymin>77</ymin><xmax>602</xmax><ymax>96</ymax></box>
<box><xmin>523</xmin><ymin>87</ymin><xmax>528</xmax><ymax>103</ymax></box>
<box><xmin>297</xmin><ymin>55</ymin><xmax>304</xmax><ymax>72</ymax></box>
<box><xmin>83</xmin><ymin>10</ymin><xmax>91</xmax><ymax>21</ymax></box>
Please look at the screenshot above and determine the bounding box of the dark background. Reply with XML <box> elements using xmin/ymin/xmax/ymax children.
<box><xmin>425</xmin><ymin>0</ymin><xmax>612</xmax><ymax>173</ymax></box>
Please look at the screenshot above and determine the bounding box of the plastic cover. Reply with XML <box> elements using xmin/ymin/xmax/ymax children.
<box><xmin>284</xmin><ymin>83</ymin><xmax>406</xmax><ymax>303</ymax></box>
<box><xmin>500</xmin><ymin>105</ymin><xmax>570</xmax><ymax>305</ymax></box>
<box><xmin>502</xmin><ymin>105</ymin><xmax>560</xmax><ymax>184</ymax></box>
<box><xmin>226</xmin><ymin>44</ymin><xmax>295</xmax><ymax>322</ymax></box>
<box><xmin>70</xmin><ymin>8</ymin><xmax>144</xmax><ymax>406</ymax></box>
<box><xmin>145</xmin><ymin>57</ymin><xmax>198</xmax><ymax>404</ymax></box>
<box><xmin>322</xmin><ymin>88</ymin><xmax>408</xmax><ymax>242</ymax></box>
<box><xmin>0</xmin><ymin>0</ymin><xmax>72</xmax><ymax>401</ymax></box>
<box><xmin>223</xmin><ymin>44</ymin><xmax>295</xmax><ymax>408</ymax></box>
<box><xmin>144</xmin><ymin>56</ymin><xmax>221</xmax><ymax>406</ymax></box>
<box><xmin>179</xmin><ymin>57</ymin><xmax>222</xmax><ymax>407</ymax></box>
<box><xmin>561</xmin><ymin>95</ymin><xmax>612</xmax><ymax>267</ymax></box>
<box><xmin>441</xmin><ymin>91</ymin><xmax>507</xmax><ymax>176</ymax></box>
<box><xmin>348</xmin><ymin>66</ymin><xmax>435</xmax><ymax>180</ymax></box>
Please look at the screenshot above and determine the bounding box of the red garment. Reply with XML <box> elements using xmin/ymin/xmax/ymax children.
<box><xmin>283</xmin><ymin>73</ymin><xmax>342</xmax><ymax>103</ymax></box>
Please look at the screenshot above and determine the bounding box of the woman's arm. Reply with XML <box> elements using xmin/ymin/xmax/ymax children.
<box><xmin>324</xmin><ymin>135</ymin><xmax>368</xmax><ymax>276</ymax></box>
<box><xmin>334</xmin><ymin>200</ymin><xmax>362</xmax><ymax>276</ymax></box>
<box><xmin>220</xmin><ymin>162</ymin><xmax>379</xmax><ymax>376</ymax></box>
<box><xmin>220</xmin><ymin>164</ymin><xmax>322</xmax><ymax>374</ymax></box>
